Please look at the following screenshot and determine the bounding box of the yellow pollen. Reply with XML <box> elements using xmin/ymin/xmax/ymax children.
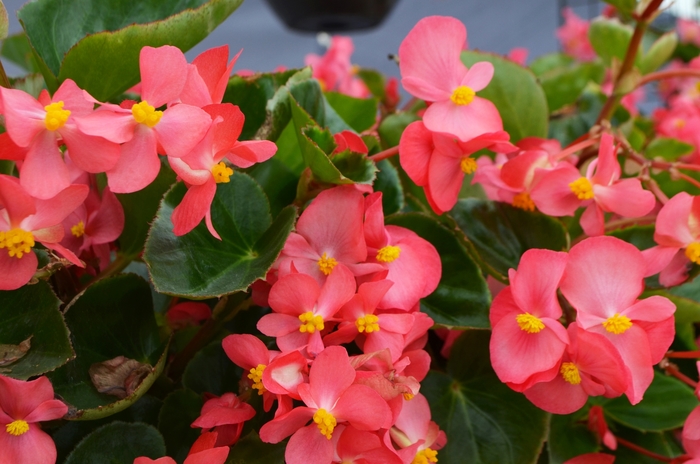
<box><xmin>403</xmin><ymin>393</ymin><xmax>415</xmax><ymax>401</ymax></box>
<box><xmin>695</xmin><ymin>82</ymin><xmax>700</xmax><ymax>93</ymax></box>
<box><xmin>512</xmin><ymin>192</ymin><xmax>536</xmax><ymax>212</ymax></box>
<box><xmin>0</xmin><ymin>228</ymin><xmax>35</xmax><ymax>259</ymax></box>
<box><xmin>313</xmin><ymin>408</ymin><xmax>336</xmax><ymax>439</ymax></box>
<box><xmin>211</xmin><ymin>162</ymin><xmax>234</xmax><ymax>184</ymax></box>
<box><xmin>675</xmin><ymin>119</ymin><xmax>687</xmax><ymax>129</ymax></box>
<box><xmin>299</xmin><ymin>311</ymin><xmax>324</xmax><ymax>333</ymax></box>
<box><xmin>450</xmin><ymin>86</ymin><xmax>475</xmax><ymax>106</ymax></box>
<box><xmin>603</xmin><ymin>313</ymin><xmax>632</xmax><ymax>334</ymax></box>
<box><xmin>6</xmin><ymin>420</ymin><xmax>29</xmax><ymax>436</ymax></box>
<box><xmin>686</xmin><ymin>242</ymin><xmax>700</xmax><ymax>265</ymax></box>
<box><xmin>44</xmin><ymin>101</ymin><xmax>70</xmax><ymax>131</ymax></box>
<box><xmin>71</xmin><ymin>221</ymin><xmax>85</xmax><ymax>238</ymax></box>
<box><xmin>376</xmin><ymin>245</ymin><xmax>401</xmax><ymax>263</ymax></box>
<box><xmin>412</xmin><ymin>448</ymin><xmax>439</xmax><ymax>464</ymax></box>
<box><xmin>560</xmin><ymin>362</ymin><xmax>581</xmax><ymax>385</ymax></box>
<box><xmin>131</xmin><ymin>101</ymin><xmax>163</xmax><ymax>128</ymax></box>
<box><xmin>317</xmin><ymin>252</ymin><xmax>337</xmax><ymax>275</ymax></box>
<box><xmin>569</xmin><ymin>177</ymin><xmax>595</xmax><ymax>200</ymax></box>
<box><xmin>461</xmin><ymin>157</ymin><xmax>478</xmax><ymax>174</ymax></box>
<box><xmin>516</xmin><ymin>313</ymin><xmax>545</xmax><ymax>334</ymax></box>
<box><xmin>247</xmin><ymin>364</ymin><xmax>266</xmax><ymax>395</ymax></box>
<box><xmin>355</xmin><ymin>314</ymin><xmax>380</xmax><ymax>333</ymax></box>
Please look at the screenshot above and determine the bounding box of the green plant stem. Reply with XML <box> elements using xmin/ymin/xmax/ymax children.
<box><xmin>0</xmin><ymin>60</ymin><xmax>10</xmax><ymax>88</ymax></box>
<box><xmin>616</xmin><ymin>437</ymin><xmax>673</xmax><ymax>463</ymax></box>
<box><xmin>87</xmin><ymin>253</ymin><xmax>136</xmax><ymax>289</ymax></box>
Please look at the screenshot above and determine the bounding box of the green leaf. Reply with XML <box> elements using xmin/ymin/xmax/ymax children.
<box><xmin>287</xmin><ymin>78</ymin><xmax>353</xmax><ymax>133</ymax></box>
<box><xmin>613</xmin><ymin>426</ymin><xmax>682</xmax><ymax>463</ymax></box>
<box><xmin>19</xmin><ymin>0</ymin><xmax>244</xmax><ymax>100</ymax></box>
<box><xmin>640</xmin><ymin>31</ymin><xmax>678</xmax><ymax>74</ymax></box>
<box><xmin>374</xmin><ymin>160</ymin><xmax>404</xmax><ymax>215</ymax></box>
<box><xmin>0</xmin><ymin>281</ymin><xmax>73</xmax><ymax>379</ymax></box>
<box><xmin>144</xmin><ymin>173</ymin><xmax>297</xmax><ymax>298</ymax></box>
<box><xmin>423</xmin><ymin>331</ymin><xmax>548</xmax><ymax>464</ymax></box>
<box><xmin>601</xmin><ymin>371</ymin><xmax>698</xmax><ymax>431</ymax></box>
<box><xmin>386</xmin><ymin>213</ymin><xmax>491</xmax><ymax>329</ymax></box>
<box><xmin>246</xmin><ymin>157</ymin><xmax>299</xmax><ymax>218</ymax></box>
<box><xmin>548</xmin><ymin>89</ymin><xmax>604</xmax><ymax>146</ymax></box>
<box><xmin>226</xmin><ymin>431</ymin><xmax>286</xmax><ymax>464</ymax></box>
<box><xmin>1</xmin><ymin>32</ymin><xmax>41</xmax><ymax>73</ymax></box>
<box><xmin>158</xmin><ymin>389</ymin><xmax>203</xmax><ymax>463</ymax></box>
<box><xmin>183</xmin><ymin>341</ymin><xmax>241</xmax><ymax>396</ymax></box>
<box><xmin>607</xmin><ymin>225</ymin><xmax>656</xmax><ymax>250</ymax></box>
<box><xmin>450</xmin><ymin>198</ymin><xmax>569</xmax><ymax>278</ymax></box>
<box><xmin>48</xmin><ymin>274</ymin><xmax>167</xmax><ymax>420</ymax></box>
<box><xmin>0</xmin><ymin>1</ymin><xmax>8</xmax><ymax>40</ymax></box>
<box><xmin>645</xmin><ymin>137</ymin><xmax>694</xmax><ymax>161</ymax></box>
<box><xmin>589</xmin><ymin>18</ymin><xmax>636</xmax><ymax>66</ymax></box>
<box><xmin>64</xmin><ymin>422</ymin><xmax>166</xmax><ymax>464</ymax></box>
<box><xmin>530</xmin><ymin>53</ymin><xmax>605</xmax><ymax>112</ymax></box>
<box><xmin>602</xmin><ymin>0</ymin><xmax>637</xmax><ymax>14</ymax></box>
<box><xmin>324</xmin><ymin>91</ymin><xmax>378</xmax><ymax>132</ymax></box>
<box><xmin>357</xmin><ymin>68</ymin><xmax>386</xmax><ymax>100</ymax></box>
<box><xmin>461</xmin><ymin>51</ymin><xmax>548</xmax><ymax>142</ymax></box>
<box><xmin>547</xmin><ymin>411</ymin><xmax>599</xmax><ymax>464</ymax></box>
<box><xmin>378</xmin><ymin>112</ymin><xmax>420</xmax><ymax>149</ymax></box>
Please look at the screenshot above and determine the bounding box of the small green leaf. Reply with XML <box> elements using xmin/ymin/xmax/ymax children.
<box><xmin>0</xmin><ymin>281</ymin><xmax>73</xmax><ymax>379</ymax></box>
<box><xmin>158</xmin><ymin>389</ymin><xmax>203</xmax><ymax>463</ymax></box>
<box><xmin>374</xmin><ymin>160</ymin><xmax>404</xmax><ymax>215</ymax></box>
<box><xmin>640</xmin><ymin>31</ymin><xmax>678</xmax><ymax>74</ymax></box>
<box><xmin>378</xmin><ymin>112</ymin><xmax>420</xmax><ymax>149</ymax></box>
<box><xmin>646</xmin><ymin>137</ymin><xmax>695</xmax><ymax>161</ymax></box>
<box><xmin>548</xmin><ymin>411</ymin><xmax>600</xmax><ymax>464</ymax></box>
<box><xmin>548</xmin><ymin>89</ymin><xmax>604</xmax><ymax>146</ymax></box>
<box><xmin>227</xmin><ymin>431</ymin><xmax>286</xmax><ymax>464</ymax></box>
<box><xmin>607</xmin><ymin>225</ymin><xmax>656</xmax><ymax>250</ymax></box>
<box><xmin>144</xmin><ymin>173</ymin><xmax>297</xmax><ymax>298</ymax></box>
<box><xmin>64</xmin><ymin>422</ymin><xmax>166</xmax><ymax>464</ymax></box>
<box><xmin>602</xmin><ymin>0</ymin><xmax>637</xmax><ymax>14</ymax></box>
<box><xmin>530</xmin><ymin>53</ymin><xmax>605</xmax><ymax>112</ymax></box>
<box><xmin>461</xmin><ymin>51</ymin><xmax>548</xmax><ymax>142</ymax></box>
<box><xmin>0</xmin><ymin>1</ymin><xmax>8</xmax><ymax>40</ymax></box>
<box><xmin>0</xmin><ymin>32</ymin><xmax>41</xmax><ymax>73</ymax></box>
<box><xmin>589</xmin><ymin>18</ymin><xmax>637</xmax><ymax>66</ymax></box>
<box><xmin>357</xmin><ymin>68</ymin><xmax>386</xmax><ymax>100</ymax></box>
<box><xmin>324</xmin><ymin>91</ymin><xmax>378</xmax><ymax>132</ymax></box>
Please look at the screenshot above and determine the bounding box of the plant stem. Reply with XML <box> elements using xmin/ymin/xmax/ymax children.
<box><xmin>603</xmin><ymin>215</ymin><xmax>657</xmax><ymax>232</ymax></box>
<box><xmin>0</xmin><ymin>60</ymin><xmax>10</xmax><ymax>88</ymax></box>
<box><xmin>87</xmin><ymin>253</ymin><xmax>136</xmax><ymax>289</ymax></box>
<box><xmin>616</xmin><ymin>437</ymin><xmax>673</xmax><ymax>462</ymax></box>
<box><xmin>666</xmin><ymin>351</ymin><xmax>700</xmax><ymax>359</ymax></box>
<box><xmin>661</xmin><ymin>359</ymin><xmax>698</xmax><ymax>389</ymax></box>
<box><xmin>369</xmin><ymin>145</ymin><xmax>399</xmax><ymax>162</ymax></box>
<box><xmin>638</xmin><ymin>68</ymin><xmax>700</xmax><ymax>87</ymax></box>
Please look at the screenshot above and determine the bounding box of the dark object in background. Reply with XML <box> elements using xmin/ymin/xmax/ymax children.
<box><xmin>263</xmin><ymin>0</ymin><xmax>400</xmax><ymax>32</ymax></box>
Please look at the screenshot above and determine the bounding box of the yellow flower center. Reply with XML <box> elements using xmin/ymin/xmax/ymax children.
<box><xmin>516</xmin><ymin>313</ymin><xmax>545</xmax><ymax>334</ymax></box>
<box><xmin>560</xmin><ymin>362</ymin><xmax>581</xmax><ymax>385</ymax></box>
<box><xmin>675</xmin><ymin>119</ymin><xmax>687</xmax><ymax>129</ymax></box>
<box><xmin>450</xmin><ymin>86</ymin><xmax>475</xmax><ymax>106</ymax></box>
<box><xmin>317</xmin><ymin>252</ymin><xmax>337</xmax><ymax>275</ymax></box>
<box><xmin>313</xmin><ymin>408</ymin><xmax>336</xmax><ymax>439</ymax></box>
<box><xmin>131</xmin><ymin>101</ymin><xmax>163</xmax><ymax>128</ymax></box>
<box><xmin>376</xmin><ymin>245</ymin><xmax>401</xmax><ymax>263</ymax></box>
<box><xmin>461</xmin><ymin>157</ymin><xmax>478</xmax><ymax>174</ymax></box>
<box><xmin>6</xmin><ymin>420</ymin><xmax>29</xmax><ymax>436</ymax></box>
<box><xmin>44</xmin><ymin>101</ymin><xmax>70</xmax><ymax>131</ymax></box>
<box><xmin>299</xmin><ymin>311</ymin><xmax>324</xmax><ymax>333</ymax></box>
<box><xmin>603</xmin><ymin>313</ymin><xmax>632</xmax><ymax>334</ymax></box>
<box><xmin>569</xmin><ymin>177</ymin><xmax>594</xmax><ymax>200</ymax></box>
<box><xmin>211</xmin><ymin>161</ymin><xmax>234</xmax><ymax>183</ymax></box>
<box><xmin>71</xmin><ymin>221</ymin><xmax>86</xmax><ymax>238</ymax></box>
<box><xmin>403</xmin><ymin>392</ymin><xmax>415</xmax><ymax>400</ymax></box>
<box><xmin>512</xmin><ymin>192</ymin><xmax>536</xmax><ymax>212</ymax></box>
<box><xmin>0</xmin><ymin>228</ymin><xmax>35</xmax><ymax>259</ymax></box>
<box><xmin>412</xmin><ymin>448</ymin><xmax>439</xmax><ymax>464</ymax></box>
<box><xmin>355</xmin><ymin>314</ymin><xmax>380</xmax><ymax>333</ymax></box>
<box><xmin>247</xmin><ymin>364</ymin><xmax>266</xmax><ymax>395</ymax></box>
<box><xmin>686</xmin><ymin>242</ymin><xmax>700</xmax><ymax>265</ymax></box>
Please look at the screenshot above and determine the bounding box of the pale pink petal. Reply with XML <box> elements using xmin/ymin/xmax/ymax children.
<box><xmin>52</xmin><ymin>79</ymin><xmax>95</xmax><ymax>116</ymax></box>
<box><xmin>579</xmin><ymin>202</ymin><xmax>605</xmax><ymax>236</ymax></box>
<box><xmin>74</xmin><ymin>109</ymin><xmax>135</xmax><ymax>144</ymax></box>
<box><xmin>155</xmin><ymin>104</ymin><xmax>212</xmax><ymax>158</ymax></box>
<box><xmin>257</xmin><ymin>313</ymin><xmax>301</xmax><ymax>337</ymax></box>
<box><xmin>20</xmin><ymin>131</ymin><xmax>70</xmax><ymax>200</ymax></box>
<box><xmin>593</xmin><ymin>179</ymin><xmax>655</xmax><ymax>217</ymax></box>
<box><xmin>171</xmin><ymin>179</ymin><xmax>217</xmax><ymax>237</ymax></box>
<box><xmin>60</xmin><ymin>125</ymin><xmax>120</xmax><ymax>173</ymax></box>
<box><xmin>509</xmin><ymin>248</ymin><xmax>567</xmax><ymax>319</ymax></box>
<box><xmin>23</xmin><ymin>184</ymin><xmax>90</xmax><ymax>231</ymax></box>
<box><xmin>0</xmin><ymin>87</ymin><xmax>46</xmax><ymax>147</ymax></box>
<box><xmin>624</xmin><ymin>296</ymin><xmax>676</xmax><ymax>323</ymax></box>
<box><xmin>309</xmin><ymin>346</ymin><xmax>355</xmax><ymax>409</ymax></box>
<box><xmin>641</xmin><ymin>246</ymin><xmax>680</xmax><ymax>277</ymax></box>
<box><xmin>285</xmin><ymin>425</ymin><xmax>334</xmax><ymax>464</ymax></box>
<box><xmin>423</xmin><ymin>97</ymin><xmax>503</xmax><ymax>143</ymax></box>
<box><xmin>106</xmin><ymin>125</ymin><xmax>160</xmax><ymax>193</ymax></box>
<box><xmin>263</xmin><ymin>350</ymin><xmax>308</xmax><ymax>396</ymax></box>
<box><xmin>140</xmin><ymin>46</ymin><xmax>188</xmax><ymax>107</ymax></box>
<box><xmin>461</xmin><ymin>61</ymin><xmax>494</xmax><ymax>91</ymax></box>
<box><xmin>654</xmin><ymin>192</ymin><xmax>695</xmax><ymax>247</ymax></box>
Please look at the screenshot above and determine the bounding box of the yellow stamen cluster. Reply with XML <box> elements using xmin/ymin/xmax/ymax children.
<box><xmin>131</xmin><ymin>101</ymin><xmax>163</xmax><ymax>128</ymax></box>
<box><xmin>560</xmin><ymin>362</ymin><xmax>581</xmax><ymax>385</ymax></box>
<box><xmin>603</xmin><ymin>313</ymin><xmax>632</xmax><ymax>334</ymax></box>
<box><xmin>247</xmin><ymin>364</ymin><xmax>266</xmax><ymax>395</ymax></box>
<box><xmin>299</xmin><ymin>311</ymin><xmax>324</xmax><ymax>333</ymax></box>
<box><xmin>686</xmin><ymin>242</ymin><xmax>700</xmax><ymax>265</ymax></box>
<box><xmin>412</xmin><ymin>448</ymin><xmax>439</xmax><ymax>464</ymax></box>
<box><xmin>211</xmin><ymin>161</ymin><xmax>234</xmax><ymax>184</ymax></box>
<box><xmin>569</xmin><ymin>177</ymin><xmax>595</xmax><ymax>200</ymax></box>
<box><xmin>403</xmin><ymin>392</ymin><xmax>415</xmax><ymax>401</ymax></box>
<box><xmin>460</xmin><ymin>157</ymin><xmax>478</xmax><ymax>174</ymax></box>
<box><xmin>313</xmin><ymin>408</ymin><xmax>337</xmax><ymax>439</ymax></box>
<box><xmin>71</xmin><ymin>221</ymin><xmax>86</xmax><ymax>238</ymax></box>
<box><xmin>376</xmin><ymin>245</ymin><xmax>401</xmax><ymax>263</ymax></box>
<box><xmin>44</xmin><ymin>101</ymin><xmax>70</xmax><ymax>131</ymax></box>
<box><xmin>317</xmin><ymin>252</ymin><xmax>337</xmax><ymax>275</ymax></box>
<box><xmin>450</xmin><ymin>86</ymin><xmax>475</xmax><ymax>106</ymax></box>
<box><xmin>0</xmin><ymin>228</ymin><xmax>35</xmax><ymax>259</ymax></box>
<box><xmin>516</xmin><ymin>313</ymin><xmax>545</xmax><ymax>334</ymax></box>
<box><xmin>6</xmin><ymin>420</ymin><xmax>29</xmax><ymax>436</ymax></box>
<box><xmin>675</xmin><ymin>119</ymin><xmax>687</xmax><ymax>129</ymax></box>
<box><xmin>512</xmin><ymin>192</ymin><xmax>536</xmax><ymax>212</ymax></box>
<box><xmin>355</xmin><ymin>314</ymin><xmax>380</xmax><ymax>333</ymax></box>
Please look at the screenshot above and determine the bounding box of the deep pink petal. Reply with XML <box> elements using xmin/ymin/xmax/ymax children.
<box><xmin>529</xmin><ymin>164</ymin><xmax>582</xmax><ymax>216</ymax></box>
<box><xmin>140</xmin><ymin>46</ymin><xmax>188</xmax><ymax>107</ymax></box>
<box><xmin>0</xmin><ymin>175</ymin><xmax>35</xmax><ymax>226</ymax></box>
<box><xmin>263</xmin><ymin>350</ymin><xmax>308</xmax><ymax>396</ymax></box>
<box><xmin>564</xmin><ymin>454</ymin><xmax>615</xmax><ymax>464</ymax></box>
<box><xmin>0</xmin><ymin>132</ymin><xmax>29</xmax><ymax>160</ymax></box>
<box><xmin>52</xmin><ymin>79</ymin><xmax>95</xmax><ymax>116</ymax></box>
<box><xmin>269</xmin><ymin>272</ymin><xmax>321</xmax><ymax>315</ymax></box>
<box><xmin>426</xmin><ymin>150</ymin><xmax>463</xmax><ymax>213</ymax></box>
<box><xmin>683</xmin><ymin>405</ymin><xmax>700</xmax><ymax>456</ymax></box>
<box><xmin>192</xmin><ymin>46</ymin><xmax>234</xmax><ymax>104</ymax></box>
<box><xmin>593</xmin><ymin>179</ymin><xmax>655</xmax><ymax>217</ymax></box>
<box><xmin>222</xmin><ymin>334</ymin><xmax>269</xmax><ymax>371</ymax></box>
<box><xmin>257</xmin><ymin>313</ymin><xmax>301</xmax><ymax>337</ymax></box>
<box><xmin>184</xmin><ymin>448</ymin><xmax>229</xmax><ymax>464</ymax></box>
<box><xmin>570</xmin><ymin>325</ymin><xmax>628</xmax><ymax>396</ymax></box>
<box><xmin>641</xmin><ymin>246</ymin><xmax>680</xmax><ymax>277</ymax></box>
<box><xmin>659</xmin><ymin>250</ymin><xmax>692</xmax><ymax>286</ymax></box>
<box><xmin>489</xmin><ymin>286</ymin><xmax>523</xmax><ymax>327</ymax></box>
<box><xmin>84</xmin><ymin>187</ymin><xmax>124</xmax><ymax>244</ymax></box>
<box><xmin>134</xmin><ymin>458</ymin><xmax>176</xmax><ymax>464</ymax></box>
<box><xmin>637</xmin><ymin>317</ymin><xmax>676</xmax><ymax>364</ymax></box>
<box><xmin>74</xmin><ymin>108</ymin><xmax>135</xmax><ymax>144</ymax></box>
<box><xmin>332</xmin><ymin>384</ymin><xmax>391</xmax><ymax>430</ymax></box>
<box><xmin>316</xmin><ymin>264</ymin><xmax>356</xmax><ymax>318</ymax></box>
<box><xmin>20</xmin><ymin>131</ymin><xmax>70</xmax><ymax>200</ymax></box>
<box><xmin>524</xmin><ymin>370</ymin><xmax>588</xmax><ymax>414</ymax></box>
<box><xmin>654</xmin><ymin>192</ymin><xmax>695</xmax><ymax>247</ymax></box>
<box><xmin>509</xmin><ymin>248</ymin><xmax>567</xmax><ymax>319</ymax></box>
<box><xmin>0</xmin><ymin>251</ymin><xmax>37</xmax><ymax>290</ymax></box>
<box><xmin>579</xmin><ymin>202</ymin><xmax>604</xmax><ymax>236</ymax></box>
<box><xmin>172</xmin><ymin>180</ymin><xmax>217</xmax><ymax>237</ymax></box>
<box><xmin>399</xmin><ymin>121</ymin><xmax>434</xmax><ymax>187</ymax></box>
<box><xmin>591</xmin><ymin>134</ymin><xmax>620</xmax><ymax>186</ymax></box>
<box><xmin>23</xmin><ymin>399</ymin><xmax>68</xmax><ymax>423</ymax></box>
<box><xmin>0</xmin><ymin>87</ymin><xmax>46</xmax><ymax>147</ymax></box>
<box><xmin>309</xmin><ymin>346</ymin><xmax>355</xmax><ymax>409</ymax></box>
<box><xmin>106</xmin><ymin>126</ymin><xmax>160</xmax><ymax>193</ymax></box>
<box><xmin>259</xmin><ymin>407</ymin><xmax>314</xmax><ymax>443</ymax></box>
<box><xmin>227</xmin><ymin>141</ymin><xmax>277</xmax><ymax>168</ymax></box>
<box><xmin>624</xmin><ymin>296</ymin><xmax>676</xmax><ymax>323</ymax></box>
<box><xmin>0</xmin><ymin>375</ymin><xmax>55</xmax><ymax>419</ymax></box>
<box><xmin>60</xmin><ymin>126</ymin><xmax>120</xmax><ymax>173</ymax></box>
<box><xmin>423</xmin><ymin>97</ymin><xmax>503</xmax><ymax>143</ymax></box>
<box><xmin>285</xmin><ymin>425</ymin><xmax>334</xmax><ymax>464</ymax></box>
<box><xmin>0</xmin><ymin>427</ymin><xmax>57</xmax><ymax>464</ymax></box>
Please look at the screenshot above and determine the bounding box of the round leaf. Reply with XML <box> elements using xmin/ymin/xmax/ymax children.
<box><xmin>158</xmin><ymin>389</ymin><xmax>204</xmax><ymax>463</ymax></box>
<box><xmin>64</xmin><ymin>421</ymin><xmax>166</xmax><ymax>464</ymax></box>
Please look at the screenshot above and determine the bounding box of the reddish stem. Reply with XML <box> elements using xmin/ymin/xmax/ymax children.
<box><xmin>616</xmin><ymin>437</ymin><xmax>673</xmax><ymax>463</ymax></box>
<box><xmin>676</xmin><ymin>171</ymin><xmax>700</xmax><ymax>191</ymax></box>
<box><xmin>369</xmin><ymin>145</ymin><xmax>399</xmax><ymax>162</ymax></box>
<box><xmin>638</xmin><ymin>69</ymin><xmax>700</xmax><ymax>87</ymax></box>
<box><xmin>666</xmin><ymin>351</ymin><xmax>700</xmax><ymax>359</ymax></box>
<box><xmin>663</xmin><ymin>362</ymin><xmax>698</xmax><ymax>389</ymax></box>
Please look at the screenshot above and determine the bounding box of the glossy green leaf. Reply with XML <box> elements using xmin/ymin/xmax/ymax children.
<box><xmin>640</xmin><ymin>31</ymin><xmax>678</xmax><ymax>74</ymax></box>
<box><xmin>64</xmin><ymin>422</ymin><xmax>166</xmax><ymax>464</ymax></box>
<box><xmin>19</xmin><ymin>0</ymin><xmax>244</xmax><ymax>100</ymax></box>
<box><xmin>645</xmin><ymin>137</ymin><xmax>694</xmax><ymax>161</ymax></box>
<box><xmin>450</xmin><ymin>198</ymin><xmax>569</xmax><ymax>278</ymax></box>
<box><xmin>374</xmin><ymin>160</ymin><xmax>404</xmax><ymax>215</ymax></box>
<box><xmin>183</xmin><ymin>341</ymin><xmax>241</xmax><ymax>396</ymax></box>
<box><xmin>461</xmin><ymin>51</ymin><xmax>548</xmax><ymax>142</ymax></box>
<box><xmin>0</xmin><ymin>32</ymin><xmax>41</xmax><ymax>73</ymax></box>
<box><xmin>246</xmin><ymin>157</ymin><xmax>299</xmax><ymax>218</ymax></box>
<box><xmin>0</xmin><ymin>1</ymin><xmax>8</xmax><ymax>40</ymax></box>
<box><xmin>324</xmin><ymin>91</ymin><xmax>378</xmax><ymax>132</ymax></box>
<box><xmin>386</xmin><ymin>213</ymin><xmax>490</xmax><ymax>328</ymax></box>
<box><xmin>530</xmin><ymin>53</ymin><xmax>605</xmax><ymax>112</ymax></box>
<box><xmin>287</xmin><ymin>78</ymin><xmax>353</xmax><ymax>134</ymax></box>
<box><xmin>158</xmin><ymin>389</ymin><xmax>203</xmax><ymax>463</ymax></box>
<box><xmin>48</xmin><ymin>274</ymin><xmax>167</xmax><ymax>420</ymax></box>
<box><xmin>378</xmin><ymin>112</ymin><xmax>420</xmax><ymax>149</ymax></box>
<box><xmin>0</xmin><ymin>281</ymin><xmax>73</xmax><ymax>379</ymax></box>
<box><xmin>144</xmin><ymin>172</ymin><xmax>297</xmax><ymax>298</ymax></box>
<box><xmin>357</xmin><ymin>68</ymin><xmax>385</xmax><ymax>100</ymax></box>
<box><xmin>422</xmin><ymin>331</ymin><xmax>548</xmax><ymax>464</ymax></box>
<box><xmin>547</xmin><ymin>411</ymin><xmax>599</xmax><ymax>464</ymax></box>
<box><xmin>226</xmin><ymin>431</ymin><xmax>286</xmax><ymax>464</ymax></box>
<box><xmin>589</xmin><ymin>18</ymin><xmax>636</xmax><ymax>66</ymax></box>
<box><xmin>607</xmin><ymin>225</ymin><xmax>655</xmax><ymax>250</ymax></box>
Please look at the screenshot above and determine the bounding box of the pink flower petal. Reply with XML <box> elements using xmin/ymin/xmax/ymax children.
<box><xmin>523</xmin><ymin>368</ymin><xmax>589</xmax><ymax>414</ymax></box>
<box><xmin>423</xmin><ymin>97</ymin><xmax>503</xmax><ymax>143</ymax></box>
<box><xmin>332</xmin><ymin>384</ymin><xmax>391</xmax><ymax>430</ymax></box>
<box><xmin>259</xmin><ymin>406</ymin><xmax>314</xmax><ymax>443</ymax></box>
<box><xmin>399</xmin><ymin>121</ymin><xmax>433</xmax><ymax>187</ymax></box>
<box><xmin>593</xmin><ymin>179</ymin><xmax>655</xmax><ymax>217</ymax></box>
<box><xmin>222</xmin><ymin>334</ymin><xmax>269</xmax><ymax>371</ymax></box>
<box><xmin>0</xmin><ymin>87</ymin><xmax>46</xmax><ymax>147</ymax></box>
<box><xmin>140</xmin><ymin>46</ymin><xmax>188</xmax><ymax>107</ymax></box>
<box><xmin>0</xmin><ymin>175</ymin><xmax>35</xmax><ymax>226</ymax></box>
<box><xmin>60</xmin><ymin>125</ymin><xmax>120</xmax><ymax>173</ymax></box>
<box><xmin>0</xmin><ymin>427</ymin><xmax>57</xmax><ymax>464</ymax></box>
<box><xmin>461</xmin><ymin>61</ymin><xmax>495</xmax><ymax>91</ymax></box>
<box><xmin>0</xmin><ymin>251</ymin><xmax>37</xmax><ymax>290</ymax></box>
<box><xmin>654</xmin><ymin>192</ymin><xmax>696</xmax><ymax>247</ymax></box>
<box><xmin>426</xmin><ymin>150</ymin><xmax>464</xmax><ymax>213</ymax></box>
<box><xmin>171</xmin><ymin>179</ymin><xmax>217</xmax><ymax>237</ymax></box>
<box><xmin>285</xmin><ymin>425</ymin><xmax>334</xmax><ymax>464</ymax></box>
<box><xmin>579</xmin><ymin>202</ymin><xmax>604</xmax><ymax>236</ymax></box>
<box><xmin>227</xmin><ymin>140</ymin><xmax>277</xmax><ymax>168</ymax></box>
<box><xmin>529</xmin><ymin>164</ymin><xmax>582</xmax><ymax>216</ymax></box>
<box><xmin>23</xmin><ymin>184</ymin><xmax>89</xmax><ymax>232</ymax></box>
<box><xmin>106</xmin><ymin>126</ymin><xmax>160</xmax><ymax>193</ymax></box>
<box><xmin>20</xmin><ymin>130</ymin><xmax>70</xmax><ymax>200</ymax></box>
<box><xmin>509</xmin><ymin>248</ymin><xmax>567</xmax><ymax>319</ymax></box>
<box><xmin>155</xmin><ymin>104</ymin><xmax>212</xmax><ymax>158</ymax></box>
<box><xmin>84</xmin><ymin>187</ymin><xmax>124</xmax><ymax>245</ymax></box>
<box><xmin>309</xmin><ymin>346</ymin><xmax>355</xmax><ymax>409</ymax></box>
<box><xmin>269</xmin><ymin>272</ymin><xmax>321</xmax><ymax>316</ymax></box>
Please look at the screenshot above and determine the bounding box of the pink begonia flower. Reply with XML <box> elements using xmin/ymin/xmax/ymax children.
<box><xmin>399</xmin><ymin>120</ymin><xmax>515</xmax><ymax>214</ymax></box>
<box><xmin>166</xmin><ymin>302</ymin><xmax>211</xmax><ymax>330</ymax></box>
<box><xmin>76</xmin><ymin>46</ymin><xmax>212</xmax><ymax>193</ymax></box>
<box><xmin>258</xmin><ymin>265</ymin><xmax>356</xmax><ymax>356</ymax></box>
<box><xmin>522</xmin><ymin>323</ymin><xmax>628</xmax><ymax>414</ymax></box>
<box><xmin>333</xmin><ymin>130</ymin><xmax>368</xmax><ymax>155</ymax></box>
<box><xmin>134</xmin><ymin>431</ymin><xmax>229</xmax><ymax>464</ymax></box>
<box><xmin>259</xmin><ymin>346</ymin><xmax>391</xmax><ymax>464</ymax></box>
<box><xmin>489</xmin><ymin>248</ymin><xmax>570</xmax><ymax>386</ymax></box>
<box><xmin>305</xmin><ymin>36</ymin><xmax>369</xmax><ymax>98</ymax></box>
<box><xmin>530</xmin><ymin>133</ymin><xmax>655</xmax><ymax>236</ymax></box>
<box><xmin>0</xmin><ymin>80</ymin><xmax>120</xmax><ymax>199</ymax></box>
<box><xmin>350</xmin><ymin>349</ymin><xmax>423</xmax><ymax>402</ymax></box>
<box><xmin>275</xmin><ymin>186</ymin><xmax>383</xmax><ymax>284</ymax></box>
<box><xmin>679</xmin><ymin>18</ymin><xmax>700</xmax><ymax>47</ymax></box>
<box><xmin>556</xmin><ymin>8</ymin><xmax>597</xmax><ymax>62</ymax></box>
<box><xmin>179</xmin><ymin>45</ymin><xmax>240</xmax><ymax>107</ymax></box>
<box><xmin>560</xmin><ymin>236</ymin><xmax>676</xmax><ymax>404</ymax></box>
<box><xmin>654</xmin><ymin>97</ymin><xmax>700</xmax><ymax>162</ymax></box>
<box><xmin>507</xmin><ymin>47</ymin><xmax>529</xmax><ymax>65</ymax></box>
<box><xmin>398</xmin><ymin>16</ymin><xmax>503</xmax><ymax>142</ymax></box>
<box><xmin>191</xmin><ymin>392</ymin><xmax>256</xmax><ymax>447</ymax></box>
<box><xmin>684</xmin><ymin>405</ymin><xmax>700</xmax><ymax>461</ymax></box>
<box><xmin>0</xmin><ymin>374</ymin><xmax>68</xmax><ymax>464</ymax></box>
<box><xmin>0</xmin><ymin>175</ymin><xmax>88</xmax><ymax>290</ymax></box>
<box><xmin>587</xmin><ymin>405</ymin><xmax>617</xmax><ymax>450</ymax></box>
<box><xmin>363</xmin><ymin>192</ymin><xmax>441</xmax><ymax>309</ymax></box>
<box><xmin>563</xmin><ymin>454</ymin><xmax>615</xmax><ymax>464</ymax></box>
<box><xmin>333</xmin><ymin>425</ymin><xmax>403</xmax><ymax>464</ymax></box>
<box><xmin>388</xmin><ymin>394</ymin><xmax>446</xmax><ymax>464</ymax></box>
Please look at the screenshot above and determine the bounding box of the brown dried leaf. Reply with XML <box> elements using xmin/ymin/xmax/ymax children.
<box><xmin>89</xmin><ymin>356</ymin><xmax>152</xmax><ymax>399</ymax></box>
<box><xmin>0</xmin><ymin>336</ymin><xmax>32</xmax><ymax>367</ymax></box>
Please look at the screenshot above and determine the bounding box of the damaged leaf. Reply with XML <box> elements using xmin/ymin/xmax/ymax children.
<box><xmin>0</xmin><ymin>336</ymin><xmax>32</xmax><ymax>367</ymax></box>
<box><xmin>89</xmin><ymin>356</ymin><xmax>153</xmax><ymax>400</ymax></box>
